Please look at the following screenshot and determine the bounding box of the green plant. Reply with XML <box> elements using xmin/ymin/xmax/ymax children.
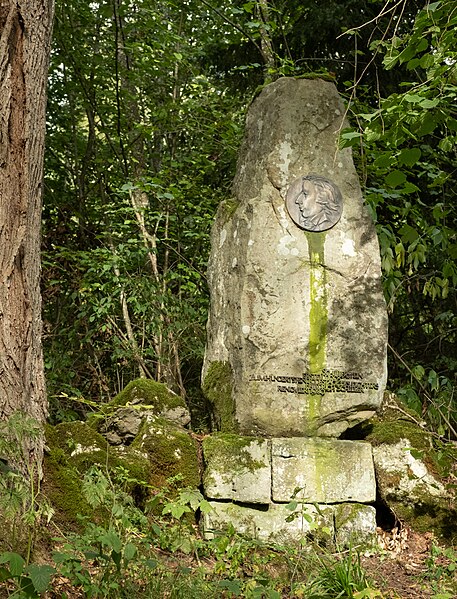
<box><xmin>306</xmin><ymin>550</ymin><xmax>382</xmax><ymax>599</ymax></box>
<box><xmin>0</xmin><ymin>552</ymin><xmax>55</xmax><ymax>598</ymax></box>
<box><xmin>424</xmin><ymin>544</ymin><xmax>457</xmax><ymax>598</ymax></box>
<box><xmin>0</xmin><ymin>413</ymin><xmax>54</xmax><ymax>560</ymax></box>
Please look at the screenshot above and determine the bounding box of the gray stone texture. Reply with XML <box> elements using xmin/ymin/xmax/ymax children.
<box><xmin>372</xmin><ymin>439</ymin><xmax>448</xmax><ymax>503</ymax></box>
<box><xmin>272</xmin><ymin>438</ymin><xmax>376</xmax><ymax>504</ymax></box>
<box><xmin>202</xmin><ymin>77</ymin><xmax>388</xmax><ymax>437</ymax></box>
<box><xmin>334</xmin><ymin>504</ymin><xmax>377</xmax><ymax>548</ymax></box>
<box><xmin>203</xmin><ymin>435</ymin><xmax>271</xmax><ymax>504</ymax></box>
<box><xmin>203</xmin><ymin>501</ymin><xmax>335</xmax><ymax>544</ymax></box>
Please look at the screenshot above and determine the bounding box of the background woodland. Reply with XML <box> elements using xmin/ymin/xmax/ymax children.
<box><xmin>43</xmin><ymin>0</ymin><xmax>457</xmax><ymax>438</ymax></box>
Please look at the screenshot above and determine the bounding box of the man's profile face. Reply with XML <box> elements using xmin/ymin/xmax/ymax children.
<box><xmin>295</xmin><ymin>179</ymin><xmax>320</xmax><ymax>221</ymax></box>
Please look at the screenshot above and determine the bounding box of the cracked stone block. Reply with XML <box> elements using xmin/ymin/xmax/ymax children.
<box><xmin>203</xmin><ymin>434</ymin><xmax>271</xmax><ymax>504</ymax></box>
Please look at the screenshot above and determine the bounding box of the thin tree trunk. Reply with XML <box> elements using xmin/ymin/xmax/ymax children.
<box><xmin>0</xmin><ymin>0</ymin><xmax>54</xmax><ymax>473</ymax></box>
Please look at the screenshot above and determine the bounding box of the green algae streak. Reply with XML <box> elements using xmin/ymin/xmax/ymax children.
<box><xmin>306</xmin><ymin>232</ymin><xmax>328</xmax><ymax>427</ymax></box>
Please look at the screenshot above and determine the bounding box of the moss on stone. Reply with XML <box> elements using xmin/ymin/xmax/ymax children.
<box><xmin>44</xmin><ymin>422</ymin><xmax>151</xmax><ymax>528</ymax></box>
<box><xmin>109</xmin><ymin>378</ymin><xmax>185</xmax><ymax>411</ymax></box>
<box><xmin>203</xmin><ymin>433</ymin><xmax>267</xmax><ymax>475</ymax></box>
<box><xmin>384</xmin><ymin>496</ymin><xmax>457</xmax><ymax>541</ymax></box>
<box><xmin>366</xmin><ymin>419</ymin><xmax>432</xmax><ymax>451</ymax></box>
<box><xmin>132</xmin><ymin>417</ymin><xmax>200</xmax><ymax>490</ymax></box>
<box><xmin>217</xmin><ymin>198</ymin><xmax>240</xmax><ymax>226</ymax></box>
<box><xmin>202</xmin><ymin>361</ymin><xmax>237</xmax><ymax>433</ymax></box>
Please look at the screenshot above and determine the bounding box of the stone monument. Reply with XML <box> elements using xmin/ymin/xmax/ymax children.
<box><xmin>201</xmin><ymin>77</ymin><xmax>388</xmax><ymax>545</ymax></box>
<box><xmin>202</xmin><ymin>77</ymin><xmax>388</xmax><ymax>438</ymax></box>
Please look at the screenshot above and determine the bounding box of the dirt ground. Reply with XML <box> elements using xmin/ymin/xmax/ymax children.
<box><xmin>361</xmin><ymin>527</ymin><xmax>456</xmax><ymax>598</ymax></box>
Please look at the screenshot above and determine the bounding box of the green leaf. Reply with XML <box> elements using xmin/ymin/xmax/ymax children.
<box><xmin>385</xmin><ymin>170</ymin><xmax>407</xmax><ymax>187</ymax></box>
<box><xmin>123</xmin><ymin>542</ymin><xmax>137</xmax><ymax>562</ymax></box>
<box><xmin>218</xmin><ymin>579</ymin><xmax>242</xmax><ymax>596</ymax></box>
<box><xmin>199</xmin><ymin>499</ymin><xmax>213</xmax><ymax>514</ymax></box>
<box><xmin>19</xmin><ymin>576</ymin><xmax>38</xmax><ymax>598</ymax></box>
<box><xmin>27</xmin><ymin>564</ymin><xmax>55</xmax><ymax>594</ymax></box>
<box><xmin>398</xmin><ymin>224</ymin><xmax>419</xmax><ymax>243</ymax></box>
<box><xmin>398</xmin><ymin>148</ymin><xmax>421</xmax><ymax>166</ymax></box>
<box><xmin>419</xmin><ymin>98</ymin><xmax>439</xmax><ymax>109</ymax></box>
<box><xmin>285</xmin><ymin>500</ymin><xmax>298</xmax><ymax>511</ymax></box>
<box><xmin>99</xmin><ymin>531</ymin><xmax>122</xmax><ymax>553</ymax></box>
<box><xmin>0</xmin><ymin>553</ymin><xmax>25</xmax><ymax>577</ymax></box>
<box><xmin>341</xmin><ymin>131</ymin><xmax>361</xmax><ymax>140</ymax></box>
<box><xmin>111</xmin><ymin>550</ymin><xmax>122</xmax><ymax>571</ymax></box>
<box><xmin>404</xmin><ymin>93</ymin><xmax>423</xmax><ymax>104</ymax></box>
<box><xmin>373</xmin><ymin>153</ymin><xmax>394</xmax><ymax>168</ymax></box>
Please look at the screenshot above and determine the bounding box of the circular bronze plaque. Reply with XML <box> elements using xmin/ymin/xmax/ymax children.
<box><xmin>285</xmin><ymin>174</ymin><xmax>343</xmax><ymax>232</ymax></box>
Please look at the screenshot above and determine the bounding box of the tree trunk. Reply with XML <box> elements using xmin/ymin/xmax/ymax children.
<box><xmin>0</xmin><ymin>0</ymin><xmax>54</xmax><ymax>472</ymax></box>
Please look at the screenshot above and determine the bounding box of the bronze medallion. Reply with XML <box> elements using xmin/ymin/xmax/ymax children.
<box><xmin>286</xmin><ymin>174</ymin><xmax>343</xmax><ymax>232</ymax></box>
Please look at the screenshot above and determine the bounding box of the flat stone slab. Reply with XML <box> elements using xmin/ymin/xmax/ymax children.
<box><xmin>203</xmin><ymin>501</ymin><xmax>335</xmax><ymax>544</ymax></box>
<box><xmin>203</xmin><ymin>434</ymin><xmax>271</xmax><ymax>504</ymax></box>
<box><xmin>272</xmin><ymin>438</ymin><xmax>376</xmax><ymax>503</ymax></box>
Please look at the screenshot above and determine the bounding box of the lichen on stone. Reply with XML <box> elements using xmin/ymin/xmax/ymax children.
<box><xmin>217</xmin><ymin>198</ymin><xmax>241</xmax><ymax>226</ymax></box>
<box><xmin>203</xmin><ymin>433</ymin><xmax>267</xmax><ymax>473</ymax></box>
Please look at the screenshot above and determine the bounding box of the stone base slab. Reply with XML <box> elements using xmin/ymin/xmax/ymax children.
<box><xmin>203</xmin><ymin>501</ymin><xmax>376</xmax><ymax>547</ymax></box>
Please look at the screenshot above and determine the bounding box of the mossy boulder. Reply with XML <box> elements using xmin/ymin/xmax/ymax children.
<box><xmin>361</xmin><ymin>394</ymin><xmax>457</xmax><ymax>541</ymax></box>
<box><xmin>89</xmin><ymin>378</ymin><xmax>191</xmax><ymax>445</ymax></box>
<box><xmin>131</xmin><ymin>416</ymin><xmax>200</xmax><ymax>490</ymax></box>
<box><xmin>44</xmin><ymin>421</ymin><xmax>150</xmax><ymax>528</ymax></box>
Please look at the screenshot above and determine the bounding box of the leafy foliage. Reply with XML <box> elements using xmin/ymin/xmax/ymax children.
<box><xmin>342</xmin><ymin>0</ymin><xmax>457</xmax><ymax>437</ymax></box>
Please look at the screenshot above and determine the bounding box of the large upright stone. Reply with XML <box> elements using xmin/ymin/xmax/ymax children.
<box><xmin>202</xmin><ymin>78</ymin><xmax>388</xmax><ymax>437</ymax></box>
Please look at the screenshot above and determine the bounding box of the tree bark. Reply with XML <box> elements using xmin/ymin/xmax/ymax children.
<box><xmin>0</xmin><ymin>0</ymin><xmax>54</xmax><ymax>471</ymax></box>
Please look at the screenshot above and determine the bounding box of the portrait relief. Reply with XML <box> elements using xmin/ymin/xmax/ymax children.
<box><xmin>285</xmin><ymin>174</ymin><xmax>343</xmax><ymax>232</ymax></box>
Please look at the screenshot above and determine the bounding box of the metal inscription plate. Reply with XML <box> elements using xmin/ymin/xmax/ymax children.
<box><xmin>285</xmin><ymin>174</ymin><xmax>343</xmax><ymax>232</ymax></box>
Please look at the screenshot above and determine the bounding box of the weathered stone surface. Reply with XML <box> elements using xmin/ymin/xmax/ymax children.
<box><xmin>372</xmin><ymin>439</ymin><xmax>448</xmax><ymax>503</ymax></box>
<box><xmin>361</xmin><ymin>394</ymin><xmax>457</xmax><ymax>540</ymax></box>
<box><xmin>272</xmin><ymin>438</ymin><xmax>376</xmax><ymax>503</ymax></box>
<box><xmin>334</xmin><ymin>504</ymin><xmax>377</xmax><ymax>548</ymax></box>
<box><xmin>203</xmin><ymin>434</ymin><xmax>271</xmax><ymax>504</ymax></box>
<box><xmin>203</xmin><ymin>501</ymin><xmax>334</xmax><ymax>544</ymax></box>
<box><xmin>202</xmin><ymin>77</ymin><xmax>388</xmax><ymax>437</ymax></box>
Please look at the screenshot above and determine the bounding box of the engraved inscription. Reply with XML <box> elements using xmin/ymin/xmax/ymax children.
<box><xmin>249</xmin><ymin>368</ymin><xmax>378</xmax><ymax>396</ymax></box>
<box><xmin>286</xmin><ymin>174</ymin><xmax>343</xmax><ymax>232</ymax></box>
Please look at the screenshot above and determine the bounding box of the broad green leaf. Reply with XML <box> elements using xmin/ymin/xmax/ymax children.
<box><xmin>419</xmin><ymin>98</ymin><xmax>439</xmax><ymax>109</ymax></box>
<box><xmin>123</xmin><ymin>542</ymin><xmax>137</xmax><ymax>562</ymax></box>
<box><xmin>399</xmin><ymin>224</ymin><xmax>419</xmax><ymax>244</ymax></box>
<box><xmin>404</xmin><ymin>93</ymin><xmax>423</xmax><ymax>104</ymax></box>
<box><xmin>218</xmin><ymin>579</ymin><xmax>242</xmax><ymax>596</ymax></box>
<box><xmin>398</xmin><ymin>147</ymin><xmax>421</xmax><ymax>166</ymax></box>
<box><xmin>385</xmin><ymin>170</ymin><xmax>407</xmax><ymax>187</ymax></box>
<box><xmin>199</xmin><ymin>499</ymin><xmax>213</xmax><ymax>514</ymax></box>
<box><xmin>373</xmin><ymin>153</ymin><xmax>394</xmax><ymax>168</ymax></box>
<box><xmin>0</xmin><ymin>553</ymin><xmax>25</xmax><ymax>577</ymax></box>
<box><xmin>27</xmin><ymin>564</ymin><xmax>56</xmax><ymax>594</ymax></box>
<box><xmin>0</xmin><ymin>566</ymin><xmax>11</xmax><ymax>582</ymax></box>
<box><xmin>341</xmin><ymin>131</ymin><xmax>361</xmax><ymax>140</ymax></box>
<box><xmin>99</xmin><ymin>531</ymin><xmax>122</xmax><ymax>553</ymax></box>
